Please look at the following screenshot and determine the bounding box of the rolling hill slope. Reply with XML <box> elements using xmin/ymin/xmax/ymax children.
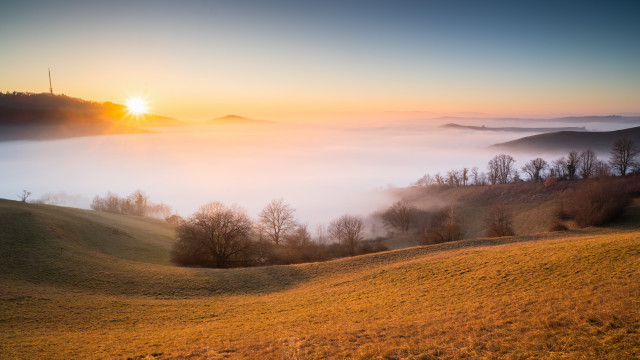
<box><xmin>1</xmin><ymin>199</ymin><xmax>639</xmax><ymax>359</ymax></box>
<box><xmin>490</xmin><ymin>125</ymin><xmax>640</xmax><ymax>153</ymax></box>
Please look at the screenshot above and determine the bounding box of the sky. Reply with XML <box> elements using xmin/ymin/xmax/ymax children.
<box><xmin>1</xmin><ymin>0</ymin><xmax>639</xmax><ymax>121</ymax></box>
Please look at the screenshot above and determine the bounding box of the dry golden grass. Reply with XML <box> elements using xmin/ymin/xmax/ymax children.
<box><xmin>1</xmin><ymin>199</ymin><xmax>640</xmax><ymax>359</ymax></box>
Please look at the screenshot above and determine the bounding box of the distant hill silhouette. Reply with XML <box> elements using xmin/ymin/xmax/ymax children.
<box><xmin>438</xmin><ymin>115</ymin><xmax>640</xmax><ymax>125</ymax></box>
<box><xmin>441</xmin><ymin>123</ymin><xmax>586</xmax><ymax>133</ymax></box>
<box><xmin>208</xmin><ymin>114</ymin><xmax>273</xmax><ymax>125</ymax></box>
<box><xmin>0</xmin><ymin>92</ymin><xmax>182</xmax><ymax>141</ymax></box>
<box><xmin>490</xmin><ymin>126</ymin><xmax>640</xmax><ymax>153</ymax></box>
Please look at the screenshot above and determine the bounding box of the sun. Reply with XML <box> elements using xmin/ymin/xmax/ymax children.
<box><xmin>125</xmin><ymin>97</ymin><xmax>148</xmax><ymax>115</ymax></box>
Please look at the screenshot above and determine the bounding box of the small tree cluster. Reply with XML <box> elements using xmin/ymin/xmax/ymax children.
<box><xmin>420</xmin><ymin>205</ymin><xmax>463</xmax><ymax>245</ymax></box>
<box><xmin>569</xmin><ymin>178</ymin><xmax>632</xmax><ymax>227</ymax></box>
<box><xmin>484</xmin><ymin>203</ymin><xmax>515</xmax><ymax>237</ymax></box>
<box><xmin>90</xmin><ymin>190</ymin><xmax>172</xmax><ymax>218</ymax></box>
<box><xmin>413</xmin><ymin>138</ymin><xmax>639</xmax><ymax>187</ymax></box>
<box><xmin>172</xmin><ymin>199</ymin><xmax>384</xmax><ymax>268</ymax></box>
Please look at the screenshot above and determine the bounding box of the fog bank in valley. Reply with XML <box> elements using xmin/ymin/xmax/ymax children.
<box><xmin>0</xmin><ymin>118</ymin><xmax>631</xmax><ymax>229</ymax></box>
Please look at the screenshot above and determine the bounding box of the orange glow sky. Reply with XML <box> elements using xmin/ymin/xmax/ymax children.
<box><xmin>1</xmin><ymin>1</ymin><xmax>639</xmax><ymax>121</ymax></box>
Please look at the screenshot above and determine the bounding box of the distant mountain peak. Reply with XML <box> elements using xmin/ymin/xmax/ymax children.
<box><xmin>209</xmin><ymin>114</ymin><xmax>273</xmax><ymax>124</ymax></box>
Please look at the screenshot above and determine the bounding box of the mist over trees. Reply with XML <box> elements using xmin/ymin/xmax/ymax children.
<box><xmin>381</xmin><ymin>200</ymin><xmax>417</xmax><ymax>233</ymax></box>
<box><xmin>82</xmin><ymin>136</ymin><xmax>640</xmax><ymax>270</ymax></box>
<box><xmin>90</xmin><ymin>190</ymin><xmax>172</xmax><ymax>219</ymax></box>
<box><xmin>413</xmin><ymin>138</ymin><xmax>639</xmax><ymax>189</ymax></box>
<box><xmin>172</xmin><ymin>201</ymin><xmax>386</xmax><ymax>268</ymax></box>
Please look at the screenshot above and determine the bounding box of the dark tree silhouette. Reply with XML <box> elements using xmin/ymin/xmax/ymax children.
<box><xmin>488</xmin><ymin>154</ymin><xmax>516</xmax><ymax>184</ymax></box>
<box><xmin>566</xmin><ymin>151</ymin><xmax>581</xmax><ymax>180</ymax></box>
<box><xmin>522</xmin><ymin>158</ymin><xmax>548</xmax><ymax>182</ymax></box>
<box><xmin>18</xmin><ymin>190</ymin><xmax>31</xmax><ymax>202</ymax></box>
<box><xmin>579</xmin><ymin>149</ymin><xmax>597</xmax><ymax>179</ymax></box>
<box><xmin>609</xmin><ymin>138</ymin><xmax>639</xmax><ymax>176</ymax></box>
<box><xmin>172</xmin><ymin>202</ymin><xmax>253</xmax><ymax>268</ymax></box>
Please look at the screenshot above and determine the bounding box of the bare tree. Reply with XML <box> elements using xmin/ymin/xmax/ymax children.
<box><xmin>315</xmin><ymin>223</ymin><xmax>330</xmax><ymax>245</ymax></box>
<box><xmin>421</xmin><ymin>204</ymin><xmax>462</xmax><ymax>244</ymax></box>
<box><xmin>484</xmin><ymin>203</ymin><xmax>514</xmax><ymax>237</ymax></box>
<box><xmin>434</xmin><ymin>173</ymin><xmax>446</xmax><ymax>185</ymax></box>
<box><xmin>18</xmin><ymin>190</ymin><xmax>31</xmax><ymax>202</ymax></box>
<box><xmin>258</xmin><ymin>198</ymin><xmax>298</xmax><ymax>245</ymax></box>
<box><xmin>609</xmin><ymin>138</ymin><xmax>640</xmax><ymax>177</ymax></box>
<box><xmin>521</xmin><ymin>158</ymin><xmax>548</xmax><ymax>182</ymax></box>
<box><xmin>413</xmin><ymin>173</ymin><xmax>434</xmax><ymax>187</ymax></box>
<box><xmin>470</xmin><ymin>167</ymin><xmax>480</xmax><ymax>185</ymax></box>
<box><xmin>551</xmin><ymin>157</ymin><xmax>568</xmax><ymax>180</ymax></box>
<box><xmin>446</xmin><ymin>169</ymin><xmax>460</xmax><ymax>186</ymax></box>
<box><xmin>579</xmin><ymin>149</ymin><xmax>597</xmax><ymax>179</ymax></box>
<box><xmin>462</xmin><ymin>167</ymin><xmax>469</xmax><ymax>186</ymax></box>
<box><xmin>381</xmin><ymin>200</ymin><xmax>418</xmax><ymax>233</ymax></box>
<box><xmin>488</xmin><ymin>154</ymin><xmax>516</xmax><ymax>184</ymax></box>
<box><xmin>285</xmin><ymin>224</ymin><xmax>312</xmax><ymax>247</ymax></box>
<box><xmin>593</xmin><ymin>160</ymin><xmax>611</xmax><ymax>178</ymax></box>
<box><xmin>328</xmin><ymin>214</ymin><xmax>364</xmax><ymax>256</ymax></box>
<box><xmin>566</xmin><ymin>151</ymin><xmax>581</xmax><ymax>180</ymax></box>
<box><xmin>172</xmin><ymin>202</ymin><xmax>253</xmax><ymax>268</ymax></box>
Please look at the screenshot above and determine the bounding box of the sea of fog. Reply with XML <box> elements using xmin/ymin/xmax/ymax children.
<box><xmin>0</xmin><ymin>119</ymin><xmax>627</xmax><ymax>229</ymax></box>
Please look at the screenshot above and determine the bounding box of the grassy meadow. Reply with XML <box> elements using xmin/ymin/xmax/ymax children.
<box><xmin>1</xmin><ymin>199</ymin><xmax>640</xmax><ymax>359</ymax></box>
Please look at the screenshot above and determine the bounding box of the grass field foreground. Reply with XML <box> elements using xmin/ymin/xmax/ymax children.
<box><xmin>1</xmin><ymin>200</ymin><xmax>639</xmax><ymax>359</ymax></box>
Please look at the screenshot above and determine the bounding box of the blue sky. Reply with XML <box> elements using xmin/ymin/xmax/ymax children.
<box><xmin>1</xmin><ymin>0</ymin><xmax>639</xmax><ymax>119</ymax></box>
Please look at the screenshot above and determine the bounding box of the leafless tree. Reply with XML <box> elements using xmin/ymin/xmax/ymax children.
<box><xmin>258</xmin><ymin>198</ymin><xmax>298</xmax><ymax>245</ymax></box>
<box><xmin>551</xmin><ymin>157</ymin><xmax>568</xmax><ymax>180</ymax></box>
<box><xmin>477</xmin><ymin>171</ymin><xmax>488</xmax><ymax>186</ymax></box>
<box><xmin>173</xmin><ymin>202</ymin><xmax>253</xmax><ymax>268</ymax></box>
<box><xmin>579</xmin><ymin>149</ymin><xmax>597</xmax><ymax>179</ymax></box>
<box><xmin>470</xmin><ymin>167</ymin><xmax>480</xmax><ymax>185</ymax></box>
<box><xmin>566</xmin><ymin>151</ymin><xmax>581</xmax><ymax>180</ymax></box>
<box><xmin>609</xmin><ymin>138</ymin><xmax>640</xmax><ymax>177</ymax></box>
<box><xmin>381</xmin><ymin>200</ymin><xmax>418</xmax><ymax>233</ymax></box>
<box><xmin>484</xmin><ymin>203</ymin><xmax>514</xmax><ymax>237</ymax></box>
<box><xmin>521</xmin><ymin>158</ymin><xmax>548</xmax><ymax>182</ymax></box>
<box><xmin>446</xmin><ymin>169</ymin><xmax>460</xmax><ymax>186</ymax></box>
<box><xmin>285</xmin><ymin>224</ymin><xmax>312</xmax><ymax>247</ymax></box>
<box><xmin>593</xmin><ymin>160</ymin><xmax>611</xmax><ymax>178</ymax></box>
<box><xmin>487</xmin><ymin>154</ymin><xmax>516</xmax><ymax>184</ymax></box>
<box><xmin>461</xmin><ymin>167</ymin><xmax>469</xmax><ymax>186</ymax></box>
<box><xmin>328</xmin><ymin>214</ymin><xmax>364</xmax><ymax>256</ymax></box>
<box><xmin>315</xmin><ymin>223</ymin><xmax>330</xmax><ymax>245</ymax></box>
<box><xmin>18</xmin><ymin>190</ymin><xmax>31</xmax><ymax>202</ymax></box>
<box><xmin>421</xmin><ymin>204</ymin><xmax>462</xmax><ymax>244</ymax></box>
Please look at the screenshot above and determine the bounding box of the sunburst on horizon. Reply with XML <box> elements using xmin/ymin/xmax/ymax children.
<box><xmin>125</xmin><ymin>97</ymin><xmax>148</xmax><ymax>115</ymax></box>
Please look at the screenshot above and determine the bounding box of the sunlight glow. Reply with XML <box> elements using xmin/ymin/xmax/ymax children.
<box><xmin>126</xmin><ymin>97</ymin><xmax>148</xmax><ymax>115</ymax></box>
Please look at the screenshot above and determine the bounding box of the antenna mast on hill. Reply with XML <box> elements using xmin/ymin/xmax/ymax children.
<box><xmin>48</xmin><ymin>68</ymin><xmax>53</xmax><ymax>94</ymax></box>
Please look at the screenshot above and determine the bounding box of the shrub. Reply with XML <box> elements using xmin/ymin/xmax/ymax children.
<box><xmin>570</xmin><ymin>179</ymin><xmax>631</xmax><ymax>227</ymax></box>
<box><xmin>484</xmin><ymin>203</ymin><xmax>515</xmax><ymax>237</ymax></box>
<box><xmin>420</xmin><ymin>205</ymin><xmax>462</xmax><ymax>245</ymax></box>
